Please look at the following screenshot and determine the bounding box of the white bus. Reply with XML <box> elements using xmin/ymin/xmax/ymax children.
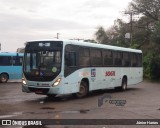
<box><xmin>22</xmin><ymin>40</ymin><xmax>143</xmax><ymax>98</ymax></box>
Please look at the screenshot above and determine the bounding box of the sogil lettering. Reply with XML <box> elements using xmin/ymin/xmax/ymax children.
<box><xmin>105</xmin><ymin>71</ymin><xmax>115</xmax><ymax>76</ymax></box>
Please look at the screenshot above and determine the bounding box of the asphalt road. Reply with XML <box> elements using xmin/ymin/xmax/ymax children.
<box><xmin>0</xmin><ymin>81</ymin><xmax>160</xmax><ymax>128</ymax></box>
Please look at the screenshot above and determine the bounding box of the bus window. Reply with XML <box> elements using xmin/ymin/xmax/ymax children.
<box><xmin>103</xmin><ymin>50</ymin><xmax>113</xmax><ymax>66</ymax></box>
<box><xmin>91</xmin><ymin>49</ymin><xmax>102</xmax><ymax>66</ymax></box>
<box><xmin>79</xmin><ymin>47</ymin><xmax>90</xmax><ymax>66</ymax></box>
<box><xmin>131</xmin><ymin>53</ymin><xmax>137</xmax><ymax>67</ymax></box>
<box><xmin>113</xmin><ymin>51</ymin><xmax>122</xmax><ymax>66</ymax></box>
<box><xmin>122</xmin><ymin>52</ymin><xmax>130</xmax><ymax>67</ymax></box>
<box><xmin>13</xmin><ymin>56</ymin><xmax>23</xmax><ymax>66</ymax></box>
<box><xmin>137</xmin><ymin>53</ymin><xmax>142</xmax><ymax>67</ymax></box>
<box><xmin>0</xmin><ymin>56</ymin><xmax>12</xmax><ymax>66</ymax></box>
<box><xmin>65</xmin><ymin>52</ymin><xmax>76</xmax><ymax>67</ymax></box>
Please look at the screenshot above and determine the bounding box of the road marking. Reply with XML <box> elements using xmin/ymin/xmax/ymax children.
<box><xmin>0</xmin><ymin>112</ymin><xmax>22</xmax><ymax>119</ymax></box>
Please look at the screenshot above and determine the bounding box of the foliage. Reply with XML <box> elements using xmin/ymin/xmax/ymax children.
<box><xmin>151</xmin><ymin>21</ymin><xmax>160</xmax><ymax>51</ymax></box>
<box><xmin>17</xmin><ymin>48</ymin><xmax>24</xmax><ymax>53</ymax></box>
<box><xmin>84</xmin><ymin>39</ymin><xmax>97</xmax><ymax>43</ymax></box>
<box><xmin>95</xmin><ymin>26</ymin><xmax>109</xmax><ymax>44</ymax></box>
<box><xmin>149</xmin><ymin>56</ymin><xmax>160</xmax><ymax>79</ymax></box>
<box><xmin>94</xmin><ymin>0</ymin><xmax>160</xmax><ymax>80</ymax></box>
<box><xmin>143</xmin><ymin>52</ymin><xmax>152</xmax><ymax>78</ymax></box>
<box><xmin>144</xmin><ymin>51</ymin><xmax>160</xmax><ymax>79</ymax></box>
<box><xmin>95</xmin><ymin>19</ymin><xmax>131</xmax><ymax>47</ymax></box>
<box><xmin>95</xmin><ymin>0</ymin><xmax>160</xmax><ymax>79</ymax></box>
<box><xmin>131</xmin><ymin>0</ymin><xmax>160</xmax><ymax>21</ymax></box>
<box><xmin>143</xmin><ymin>21</ymin><xmax>160</xmax><ymax>80</ymax></box>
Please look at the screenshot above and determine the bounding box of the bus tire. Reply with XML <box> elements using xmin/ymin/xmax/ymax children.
<box><xmin>73</xmin><ymin>81</ymin><xmax>88</xmax><ymax>98</ymax></box>
<box><xmin>0</xmin><ymin>73</ymin><xmax>9</xmax><ymax>83</ymax></box>
<box><xmin>121</xmin><ymin>77</ymin><xmax>127</xmax><ymax>91</ymax></box>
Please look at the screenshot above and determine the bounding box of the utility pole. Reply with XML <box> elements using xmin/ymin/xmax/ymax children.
<box><xmin>56</xmin><ymin>33</ymin><xmax>60</xmax><ymax>39</ymax></box>
<box><xmin>125</xmin><ymin>12</ymin><xmax>133</xmax><ymax>46</ymax></box>
<box><xmin>130</xmin><ymin>12</ymin><xmax>133</xmax><ymax>46</ymax></box>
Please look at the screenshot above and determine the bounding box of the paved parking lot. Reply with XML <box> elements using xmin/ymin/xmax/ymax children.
<box><xmin>0</xmin><ymin>81</ymin><xmax>160</xmax><ymax>128</ymax></box>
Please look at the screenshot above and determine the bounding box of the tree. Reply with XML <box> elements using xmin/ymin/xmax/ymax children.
<box><xmin>109</xmin><ymin>19</ymin><xmax>130</xmax><ymax>47</ymax></box>
<box><xmin>95</xmin><ymin>20</ymin><xmax>131</xmax><ymax>47</ymax></box>
<box><xmin>95</xmin><ymin>26</ymin><xmax>109</xmax><ymax>44</ymax></box>
<box><xmin>17</xmin><ymin>48</ymin><xmax>24</xmax><ymax>53</ymax></box>
<box><xmin>151</xmin><ymin>21</ymin><xmax>160</xmax><ymax>52</ymax></box>
<box><xmin>130</xmin><ymin>0</ymin><xmax>160</xmax><ymax>80</ymax></box>
<box><xmin>84</xmin><ymin>39</ymin><xmax>97</xmax><ymax>43</ymax></box>
<box><xmin>131</xmin><ymin>16</ymin><xmax>154</xmax><ymax>51</ymax></box>
<box><xmin>94</xmin><ymin>0</ymin><xmax>160</xmax><ymax>80</ymax></box>
<box><xmin>131</xmin><ymin>0</ymin><xmax>160</xmax><ymax>21</ymax></box>
<box><xmin>127</xmin><ymin>0</ymin><xmax>160</xmax><ymax>52</ymax></box>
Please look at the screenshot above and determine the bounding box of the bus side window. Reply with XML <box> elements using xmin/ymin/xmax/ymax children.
<box><xmin>79</xmin><ymin>47</ymin><xmax>90</xmax><ymax>66</ymax></box>
<box><xmin>65</xmin><ymin>52</ymin><xmax>76</xmax><ymax>67</ymax></box>
<box><xmin>122</xmin><ymin>52</ymin><xmax>130</xmax><ymax>67</ymax></box>
<box><xmin>0</xmin><ymin>56</ymin><xmax>12</xmax><ymax>66</ymax></box>
<box><xmin>137</xmin><ymin>53</ymin><xmax>142</xmax><ymax>67</ymax></box>
<box><xmin>113</xmin><ymin>51</ymin><xmax>122</xmax><ymax>66</ymax></box>
<box><xmin>91</xmin><ymin>48</ymin><xmax>102</xmax><ymax>66</ymax></box>
<box><xmin>13</xmin><ymin>56</ymin><xmax>23</xmax><ymax>66</ymax></box>
<box><xmin>103</xmin><ymin>50</ymin><xmax>113</xmax><ymax>66</ymax></box>
<box><xmin>131</xmin><ymin>53</ymin><xmax>137</xmax><ymax>67</ymax></box>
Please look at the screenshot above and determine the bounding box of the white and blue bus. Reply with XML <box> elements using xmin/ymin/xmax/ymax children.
<box><xmin>22</xmin><ymin>40</ymin><xmax>143</xmax><ymax>98</ymax></box>
<box><xmin>0</xmin><ymin>52</ymin><xmax>23</xmax><ymax>83</ymax></box>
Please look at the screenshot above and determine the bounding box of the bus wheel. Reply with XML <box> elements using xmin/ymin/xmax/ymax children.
<box><xmin>121</xmin><ymin>78</ymin><xmax>127</xmax><ymax>91</ymax></box>
<box><xmin>73</xmin><ymin>81</ymin><xmax>88</xmax><ymax>98</ymax></box>
<box><xmin>0</xmin><ymin>73</ymin><xmax>9</xmax><ymax>83</ymax></box>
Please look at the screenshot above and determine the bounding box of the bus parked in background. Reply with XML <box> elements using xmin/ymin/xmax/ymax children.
<box><xmin>22</xmin><ymin>40</ymin><xmax>143</xmax><ymax>98</ymax></box>
<box><xmin>0</xmin><ymin>52</ymin><xmax>23</xmax><ymax>83</ymax></box>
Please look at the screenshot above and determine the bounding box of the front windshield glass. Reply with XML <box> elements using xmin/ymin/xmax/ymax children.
<box><xmin>23</xmin><ymin>41</ymin><xmax>63</xmax><ymax>81</ymax></box>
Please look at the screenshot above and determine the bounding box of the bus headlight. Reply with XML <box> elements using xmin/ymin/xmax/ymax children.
<box><xmin>52</xmin><ymin>78</ymin><xmax>61</xmax><ymax>87</ymax></box>
<box><xmin>22</xmin><ymin>78</ymin><xmax>27</xmax><ymax>85</ymax></box>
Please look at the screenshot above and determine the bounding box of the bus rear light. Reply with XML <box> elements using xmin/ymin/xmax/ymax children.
<box><xmin>52</xmin><ymin>78</ymin><xmax>61</xmax><ymax>87</ymax></box>
<box><xmin>22</xmin><ymin>78</ymin><xmax>27</xmax><ymax>85</ymax></box>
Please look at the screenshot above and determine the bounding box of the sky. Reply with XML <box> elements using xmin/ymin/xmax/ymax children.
<box><xmin>0</xmin><ymin>0</ymin><xmax>132</xmax><ymax>52</ymax></box>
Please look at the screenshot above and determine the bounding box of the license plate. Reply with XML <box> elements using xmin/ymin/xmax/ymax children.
<box><xmin>35</xmin><ymin>90</ymin><xmax>43</xmax><ymax>94</ymax></box>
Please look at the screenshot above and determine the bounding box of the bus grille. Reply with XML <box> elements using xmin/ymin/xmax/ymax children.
<box><xmin>28</xmin><ymin>87</ymin><xmax>49</xmax><ymax>94</ymax></box>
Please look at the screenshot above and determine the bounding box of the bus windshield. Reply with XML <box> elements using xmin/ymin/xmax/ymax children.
<box><xmin>23</xmin><ymin>41</ymin><xmax>63</xmax><ymax>81</ymax></box>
